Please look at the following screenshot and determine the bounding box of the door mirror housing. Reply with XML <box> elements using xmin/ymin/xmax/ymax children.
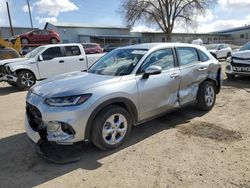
<box><xmin>142</xmin><ymin>65</ymin><xmax>162</xmax><ymax>79</ymax></box>
<box><xmin>38</xmin><ymin>55</ymin><xmax>43</xmax><ymax>61</ymax></box>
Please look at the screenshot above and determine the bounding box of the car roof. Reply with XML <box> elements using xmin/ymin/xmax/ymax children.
<box><xmin>120</xmin><ymin>43</ymin><xmax>205</xmax><ymax>51</ymax></box>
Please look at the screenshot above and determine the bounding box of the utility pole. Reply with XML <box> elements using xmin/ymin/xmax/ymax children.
<box><xmin>27</xmin><ymin>0</ymin><xmax>33</xmax><ymax>28</ymax></box>
<box><xmin>6</xmin><ymin>1</ymin><xmax>14</xmax><ymax>37</ymax></box>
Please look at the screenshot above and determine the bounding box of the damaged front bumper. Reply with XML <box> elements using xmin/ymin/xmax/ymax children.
<box><xmin>0</xmin><ymin>73</ymin><xmax>17</xmax><ymax>82</ymax></box>
<box><xmin>25</xmin><ymin>114</ymin><xmax>76</xmax><ymax>145</ymax></box>
<box><xmin>25</xmin><ymin>92</ymin><xmax>92</xmax><ymax>145</ymax></box>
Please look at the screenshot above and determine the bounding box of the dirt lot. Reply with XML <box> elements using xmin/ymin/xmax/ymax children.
<box><xmin>0</xmin><ymin>62</ymin><xmax>250</xmax><ymax>188</ymax></box>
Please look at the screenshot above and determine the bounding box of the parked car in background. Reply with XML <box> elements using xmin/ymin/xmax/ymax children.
<box><xmin>103</xmin><ymin>44</ymin><xmax>118</xmax><ymax>52</ymax></box>
<box><xmin>192</xmin><ymin>38</ymin><xmax>203</xmax><ymax>45</ymax></box>
<box><xmin>19</xmin><ymin>29</ymin><xmax>61</xmax><ymax>44</ymax></box>
<box><xmin>25</xmin><ymin>43</ymin><xmax>221</xmax><ymax>151</ymax></box>
<box><xmin>226</xmin><ymin>41</ymin><xmax>250</xmax><ymax>79</ymax></box>
<box><xmin>82</xmin><ymin>43</ymin><xmax>103</xmax><ymax>54</ymax></box>
<box><xmin>0</xmin><ymin>43</ymin><xmax>104</xmax><ymax>89</ymax></box>
<box><xmin>22</xmin><ymin>46</ymin><xmax>37</xmax><ymax>55</ymax></box>
<box><xmin>206</xmin><ymin>44</ymin><xmax>232</xmax><ymax>59</ymax></box>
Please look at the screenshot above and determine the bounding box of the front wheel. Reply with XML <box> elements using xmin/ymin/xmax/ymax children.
<box><xmin>91</xmin><ymin>105</ymin><xmax>132</xmax><ymax>150</ymax></box>
<box><xmin>50</xmin><ymin>38</ymin><xmax>58</xmax><ymax>44</ymax></box>
<box><xmin>21</xmin><ymin>38</ymin><xmax>29</xmax><ymax>44</ymax></box>
<box><xmin>196</xmin><ymin>81</ymin><xmax>216</xmax><ymax>111</ymax></box>
<box><xmin>17</xmin><ymin>70</ymin><xmax>36</xmax><ymax>90</ymax></box>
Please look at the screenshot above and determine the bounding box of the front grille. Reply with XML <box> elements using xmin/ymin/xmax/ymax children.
<box><xmin>26</xmin><ymin>102</ymin><xmax>42</xmax><ymax>131</ymax></box>
<box><xmin>231</xmin><ymin>61</ymin><xmax>250</xmax><ymax>67</ymax></box>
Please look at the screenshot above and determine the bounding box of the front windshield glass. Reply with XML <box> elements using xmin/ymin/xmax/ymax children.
<box><xmin>25</xmin><ymin>46</ymin><xmax>45</xmax><ymax>58</ymax></box>
<box><xmin>206</xmin><ymin>44</ymin><xmax>218</xmax><ymax>50</ymax></box>
<box><xmin>88</xmin><ymin>48</ymin><xmax>148</xmax><ymax>76</ymax></box>
<box><xmin>240</xmin><ymin>42</ymin><xmax>250</xmax><ymax>51</ymax></box>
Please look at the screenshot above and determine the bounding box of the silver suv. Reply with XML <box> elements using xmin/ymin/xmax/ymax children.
<box><xmin>25</xmin><ymin>43</ymin><xmax>221</xmax><ymax>150</ymax></box>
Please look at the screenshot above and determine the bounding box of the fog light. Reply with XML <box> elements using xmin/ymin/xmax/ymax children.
<box><xmin>61</xmin><ymin>122</ymin><xmax>75</xmax><ymax>135</ymax></box>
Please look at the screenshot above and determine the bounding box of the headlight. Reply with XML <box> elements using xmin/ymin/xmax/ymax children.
<box><xmin>226</xmin><ymin>57</ymin><xmax>232</xmax><ymax>63</ymax></box>
<box><xmin>45</xmin><ymin>94</ymin><xmax>92</xmax><ymax>107</ymax></box>
<box><xmin>5</xmin><ymin>66</ymin><xmax>11</xmax><ymax>74</ymax></box>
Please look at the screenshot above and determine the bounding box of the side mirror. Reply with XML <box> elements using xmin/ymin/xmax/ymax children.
<box><xmin>38</xmin><ymin>55</ymin><xmax>43</xmax><ymax>61</ymax></box>
<box><xmin>142</xmin><ymin>65</ymin><xmax>162</xmax><ymax>79</ymax></box>
<box><xmin>218</xmin><ymin>47</ymin><xmax>221</xmax><ymax>50</ymax></box>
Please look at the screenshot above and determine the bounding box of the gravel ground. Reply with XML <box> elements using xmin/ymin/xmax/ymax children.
<box><xmin>0</xmin><ymin>62</ymin><xmax>250</xmax><ymax>188</ymax></box>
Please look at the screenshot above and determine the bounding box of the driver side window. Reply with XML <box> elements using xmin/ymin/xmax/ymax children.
<box><xmin>42</xmin><ymin>47</ymin><xmax>63</xmax><ymax>61</ymax></box>
<box><xmin>139</xmin><ymin>49</ymin><xmax>175</xmax><ymax>73</ymax></box>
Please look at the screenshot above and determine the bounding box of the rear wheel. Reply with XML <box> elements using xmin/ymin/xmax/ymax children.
<box><xmin>17</xmin><ymin>70</ymin><xmax>36</xmax><ymax>90</ymax></box>
<box><xmin>91</xmin><ymin>105</ymin><xmax>132</xmax><ymax>150</ymax></box>
<box><xmin>196</xmin><ymin>81</ymin><xmax>216</xmax><ymax>111</ymax></box>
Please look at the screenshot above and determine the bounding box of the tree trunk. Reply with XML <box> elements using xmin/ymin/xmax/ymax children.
<box><xmin>165</xmin><ymin>32</ymin><xmax>172</xmax><ymax>42</ymax></box>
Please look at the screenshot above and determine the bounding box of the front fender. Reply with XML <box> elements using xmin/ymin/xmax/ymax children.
<box><xmin>8</xmin><ymin>63</ymin><xmax>39</xmax><ymax>79</ymax></box>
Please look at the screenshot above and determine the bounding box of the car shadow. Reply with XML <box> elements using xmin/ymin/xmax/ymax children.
<box><xmin>0</xmin><ymin>106</ymin><xmax>207</xmax><ymax>187</ymax></box>
<box><xmin>223</xmin><ymin>76</ymin><xmax>250</xmax><ymax>89</ymax></box>
<box><xmin>0</xmin><ymin>84</ymin><xmax>23</xmax><ymax>96</ymax></box>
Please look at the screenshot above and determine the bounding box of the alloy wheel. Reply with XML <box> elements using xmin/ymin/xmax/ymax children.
<box><xmin>102</xmin><ymin>113</ymin><xmax>128</xmax><ymax>145</ymax></box>
<box><xmin>21</xmin><ymin>72</ymin><xmax>35</xmax><ymax>87</ymax></box>
<box><xmin>205</xmin><ymin>85</ymin><xmax>215</xmax><ymax>107</ymax></box>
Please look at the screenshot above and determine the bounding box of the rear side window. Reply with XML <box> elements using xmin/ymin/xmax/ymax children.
<box><xmin>65</xmin><ymin>46</ymin><xmax>81</xmax><ymax>56</ymax></box>
<box><xmin>140</xmin><ymin>48</ymin><xmax>175</xmax><ymax>72</ymax></box>
<box><xmin>42</xmin><ymin>47</ymin><xmax>63</xmax><ymax>60</ymax></box>
<box><xmin>177</xmin><ymin>47</ymin><xmax>199</xmax><ymax>66</ymax></box>
<box><xmin>198</xmin><ymin>49</ymin><xmax>209</xmax><ymax>62</ymax></box>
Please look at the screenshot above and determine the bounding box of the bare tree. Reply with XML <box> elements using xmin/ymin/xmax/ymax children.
<box><xmin>121</xmin><ymin>0</ymin><xmax>217</xmax><ymax>41</ymax></box>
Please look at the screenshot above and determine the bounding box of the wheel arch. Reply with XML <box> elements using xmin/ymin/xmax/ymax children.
<box><xmin>15</xmin><ymin>69</ymin><xmax>37</xmax><ymax>80</ymax></box>
<box><xmin>84</xmin><ymin>97</ymin><xmax>139</xmax><ymax>140</ymax></box>
<box><xmin>201</xmin><ymin>71</ymin><xmax>221</xmax><ymax>94</ymax></box>
<box><xmin>20</xmin><ymin>37</ymin><xmax>29</xmax><ymax>43</ymax></box>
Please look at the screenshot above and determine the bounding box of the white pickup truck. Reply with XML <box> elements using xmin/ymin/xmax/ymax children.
<box><xmin>0</xmin><ymin>43</ymin><xmax>104</xmax><ymax>89</ymax></box>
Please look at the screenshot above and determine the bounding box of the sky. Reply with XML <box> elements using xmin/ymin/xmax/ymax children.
<box><xmin>0</xmin><ymin>0</ymin><xmax>250</xmax><ymax>33</ymax></box>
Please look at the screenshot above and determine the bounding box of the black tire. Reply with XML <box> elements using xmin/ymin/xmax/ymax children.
<box><xmin>196</xmin><ymin>81</ymin><xmax>216</xmax><ymax>111</ymax></box>
<box><xmin>91</xmin><ymin>105</ymin><xmax>132</xmax><ymax>150</ymax></box>
<box><xmin>17</xmin><ymin>70</ymin><xmax>36</xmax><ymax>90</ymax></box>
<box><xmin>226</xmin><ymin>73</ymin><xmax>235</xmax><ymax>80</ymax></box>
<box><xmin>7</xmin><ymin>81</ymin><xmax>17</xmax><ymax>87</ymax></box>
<box><xmin>50</xmin><ymin>38</ymin><xmax>58</xmax><ymax>44</ymax></box>
<box><xmin>21</xmin><ymin>37</ymin><xmax>29</xmax><ymax>44</ymax></box>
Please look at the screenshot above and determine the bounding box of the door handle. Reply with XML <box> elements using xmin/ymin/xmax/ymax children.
<box><xmin>59</xmin><ymin>60</ymin><xmax>64</xmax><ymax>63</ymax></box>
<box><xmin>170</xmin><ymin>73</ymin><xmax>180</xmax><ymax>79</ymax></box>
<box><xmin>79</xmin><ymin>58</ymin><xmax>84</xmax><ymax>61</ymax></box>
<box><xmin>197</xmin><ymin>67</ymin><xmax>207</xmax><ymax>71</ymax></box>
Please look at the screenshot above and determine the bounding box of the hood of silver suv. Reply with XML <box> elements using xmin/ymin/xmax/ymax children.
<box><xmin>31</xmin><ymin>71</ymin><xmax>121</xmax><ymax>98</ymax></box>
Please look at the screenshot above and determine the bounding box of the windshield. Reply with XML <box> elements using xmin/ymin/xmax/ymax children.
<box><xmin>240</xmin><ymin>42</ymin><xmax>250</xmax><ymax>51</ymax></box>
<box><xmin>25</xmin><ymin>46</ymin><xmax>45</xmax><ymax>58</ymax></box>
<box><xmin>88</xmin><ymin>48</ymin><xmax>148</xmax><ymax>76</ymax></box>
<box><xmin>206</xmin><ymin>44</ymin><xmax>218</xmax><ymax>50</ymax></box>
